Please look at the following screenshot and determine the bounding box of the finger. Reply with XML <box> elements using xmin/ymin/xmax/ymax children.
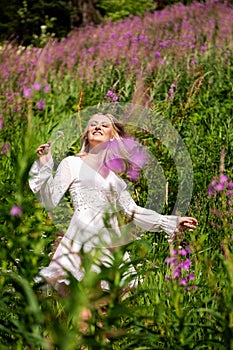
<box><xmin>180</xmin><ymin>217</ymin><xmax>198</xmax><ymax>226</ymax></box>
<box><xmin>183</xmin><ymin>222</ymin><xmax>197</xmax><ymax>228</ymax></box>
<box><xmin>36</xmin><ymin>143</ymin><xmax>51</xmax><ymax>155</ymax></box>
<box><xmin>187</xmin><ymin>217</ymin><xmax>198</xmax><ymax>225</ymax></box>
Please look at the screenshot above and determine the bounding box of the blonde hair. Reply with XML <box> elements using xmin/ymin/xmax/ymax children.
<box><xmin>80</xmin><ymin>113</ymin><xmax>126</xmax><ymax>153</ymax></box>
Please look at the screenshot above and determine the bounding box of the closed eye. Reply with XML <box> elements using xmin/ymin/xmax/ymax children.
<box><xmin>89</xmin><ymin>122</ymin><xmax>111</xmax><ymax>128</ymax></box>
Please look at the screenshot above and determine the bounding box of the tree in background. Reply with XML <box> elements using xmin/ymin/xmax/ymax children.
<box><xmin>0</xmin><ymin>0</ymin><xmax>71</xmax><ymax>45</ymax></box>
<box><xmin>96</xmin><ymin>0</ymin><xmax>156</xmax><ymax>21</ymax></box>
<box><xmin>1</xmin><ymin>0</ymin><xmax>231</xmax><ymax>46</ymax></box>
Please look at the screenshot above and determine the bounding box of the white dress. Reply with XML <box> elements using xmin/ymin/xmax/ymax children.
<box><xmin>29</xmin><ymin>155</ymin><xmax>179</xmax><ymax>288</ymax></box>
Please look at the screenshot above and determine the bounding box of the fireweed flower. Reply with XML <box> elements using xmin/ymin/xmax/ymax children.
<box><xmin>0</xmin><ymin>118</ymin><xmax>4</xmax><ymax>130</ymax></box>
<box><xmin>167</xmin><ymin>82</ymin><xmax>177</xmax><ymax>100</ymax></box>
<box><xmin>32</xmin><ymin>82</ymin><xmax>42</xmax><ymax>90</ymax></box>
<box><xmin>10</xmin><ymin>205</ymin><xmax>22</xmax><ymax>217</ymax></box>
<box><xmin>179</xmin><ymin>278</ymin><xmax>188</xmax><ymax>285</ymax></box>
<box><xmin>23</xmin><ymin>87</ymin><xmax>32</xmax><ymax>99</ymax></box>
<box><xmin>1</xmin><ymin>143</ymin><xmax>11</xmax><ymax>155</ymax></box>
<box><xmin>44</xmin><ymin>84</ymin><xmax>51</xmax><ymax>93</ymax></box>
<box><xmin>215</xmin><ymin>183</ymin><xmax>225</xmax><ymax>191</ymax></box>
<box><xmin>173</xmin><ymin>269</ymin><xmax>181</xmax><ymax>277</ymax></box>
<box><xmin>104</xmin><ymin>90</ymin><xmax>118</xmax><ymax>102</ymax></box>
<box><xmin>128</xmin><ymin>168</ymin><xmax>140</xmax><ymax>181</ymax></box>
<box><xmin>165</xmin><ymin>246</ymin><xmax>198</xmax><ymax>291</ymax></box>
<box><xmin>36</xmin><ymin>99</ymin><xmax>46</xmax><ymax>110</ymax></box>
<box><xmin>104</xmin><ymin>137</ymin><xmax>148</xmax><ymax>181</ymax></box>
<box><xmin>179</xmin><ymin>258</ymin><xmax>191</xmax><ymax>270</ymax></box>
<box><xmin>219</xmin><ymin>174</ymin><xmax>228</xmax><ymax>183</ymax></box>
<box><xmin>208</xmin><ymin>173</ymin><xmax>233</xmax><ymax>197</ymax></box>
<box><xmin>179</xmin><ymin>249</ymin><xmax>187</xmax><ymax>256</ymax></box>
<box><xmin>104</xmin><ymin>158</ymin><xmax>126</xmax><ymax>174</ymax></box>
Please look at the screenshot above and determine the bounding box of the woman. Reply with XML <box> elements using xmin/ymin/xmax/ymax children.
<box><xmin>29</xmin><ymin>112</ymin><xmax>198</xmax><ymax>291</ymax></box>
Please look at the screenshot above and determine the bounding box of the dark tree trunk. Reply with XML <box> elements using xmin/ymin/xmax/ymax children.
<box><xmin>69</xmin><ymin>0</ymin><xmax>101</xmax><ymax>27</ymax></box>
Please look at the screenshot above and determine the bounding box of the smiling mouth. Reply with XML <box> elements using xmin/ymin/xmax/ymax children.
<box><xmin>93</xmin><ymin>131</ymin><xmax>103</xmax><ymax>135</ymax></box>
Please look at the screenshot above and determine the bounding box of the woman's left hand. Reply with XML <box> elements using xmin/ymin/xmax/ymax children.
<box><xmin>177</xmin><ymin>217</ymin><xmax>198</xmax><ymax>232</ymax></box>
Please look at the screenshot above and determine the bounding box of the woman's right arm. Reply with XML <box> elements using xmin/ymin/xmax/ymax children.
<box><xmin>29</xmin><ymin>143</ymin><xmax>74</xmax><ymax>210</ymax></box>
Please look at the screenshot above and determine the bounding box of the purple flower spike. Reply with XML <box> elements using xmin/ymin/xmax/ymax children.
<box><xmin>187</xmin><ymin>273</ymin><xmax>195</xmax><ymax>280</ymax></box>
<box><xmin>44</xmin><ymin>84</ymin><xmax>51</xmax><ymax>93</ymax></box>
<box><xmin>128</xmin><ymin>168</ymin><xmax>140</xmax><ymax>181</ymax></box>
<box><xmin>0</xmin><ymin>119</ymin><xmax>4</xmax><ymax>130</ymax></box>
<box><xmin>171</xmin><ymin>249</ymin><xmax>177</xmax><ymax>256</ymax></box>
<box><xmin>228</xmin><ymin>182</ymin><xmax>233</xmax><ymax>190</ymax></box>
<box><xmin>36</xmin><ymin>99</ymin><xmax>46</xmax><ymax>110</ymax></box>
<box><xmin>23</xmin><ymin>88</ymin><xmax>32</xmax><ymax>99</ymax></box>
<box><xmin>179</xmin><ymin>278</ymin><xmax>187</xmax><ymax>285</ymax></box>
<box><xmin>165</xmin><ymin>257</ymin><xmax>177</xmax><ymax>265</ymax></box>
<box><xmin>192</xmin><ymin>285</ymin><xmax>198</xmax><ymax>290</ymax></box>
<box><xmin>211</xmin><ymin>179</ymin><xmax>217</xmax><ymax>186</ymax></box>
<box><xmin>105</xmin><ymin>158</ymin><xmax>126</xmax><ymax>174</ymax></box>
<box><xmin>33</xmin><ymin>82</ymin><xmax>42</xmax><ymax>90</ymax></box>
<box><xmin>215</xmin><ymin>183</ymin><xmax>225</xmax><ymax>191</ymax></box>
<box><xmin>10</xmin><ymin>205</ymin><xmax>22</xmax><ymax>217</ymax></box>
<box><xmin>104</xmin><ymin>90</ymin><xmax>118</xmax><ymax>102</ymax></box>
<box><xmin>219</xmin><ymin>174</ymin><xmax>228</xmax><ymax>183</ymax></box>
<box><xmin>179</xmin><ymin>249</ymin><xmax>187</xmax><ymax>256</ymax></box>
<box><xmin>227</xmin><ymin>191</ymin><xmax>233</xmax><ymax>198</ymax></box>
<box><xmin>208</xmin><ymin>186</ymin><xmax>215</xmax><ymax>196</ymax></box>
<box><xmin>180</xmin><ymin>258</ymin><xmax>191</xmax><ymax>271</ymax></box>
<box><xmin>1</xmin><ymin>143</ymin><xmax>11</xmax><ymax>155</ymax></box>
<box><xmin>173</xmin><ymin>269</ymin><xmax>181</xmax><ymax>277</ymax></box>
<box><xmin>165</xmin><ymin>276</ymin><xmax>171</xmax><ymax>281</ymax></box>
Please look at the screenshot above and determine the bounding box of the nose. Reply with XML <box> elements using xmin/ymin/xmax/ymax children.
<box><xmin>94</xmin><ymin>123</ymin><xmax>102</xmax><ymax>129</ymax></box>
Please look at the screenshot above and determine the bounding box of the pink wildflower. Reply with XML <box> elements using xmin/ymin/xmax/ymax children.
<box><xmin>1</xmin><ymin>143</ymin><xmax>11</xmax><ymax>155</ymax></box>
<box><xmin>23</xmin><ymin>88</ymin><xmax>32</xmax><ymax>99</ymax></box>
<box><xmin>44</xmin><ymin>84</ymin><xmax>51</xmax><ymax>93</ymax></box>
<box><xmin>215</xmin><ymin>183</ymin><xmax>225</xmax><ymax>191</ymax></box>
<box><xmin>36</xmin><ymin>99</ymin><xmax>46</xmax><ymax>110</ymax></box>
<box><xmin>33</xmin><ymin>82</ymin><xmax>42</xmax><ymax>90</ymax></box>
<box><xmin>10</xmin><ymin>205</ymin><xmax>22</xmax><ymax>217</ymax></box>
<box><xmin>179</xmin><ymin>278</ymin><xmax>188</xmax><ymax>285</ymax></box>
<box><xmin>219</xmin><ymin>174</ymin><xmax>228</xmax><ymax>183</ymax></box>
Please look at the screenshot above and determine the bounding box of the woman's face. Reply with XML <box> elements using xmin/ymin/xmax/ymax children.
<box><xmin>87</xmin><ymin>115</ymin><xmax>114</xmax><ymax>149</ymax></box>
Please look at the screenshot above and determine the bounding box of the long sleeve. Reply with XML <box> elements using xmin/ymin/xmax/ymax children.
<box><xmin>118</xmin><ymin>190</ymin><xmax>180</xmax><ymax>236</ymax></box>
<box><xmin>29</xmin><ymin>157</ymin><xmax>74</xmax><ymax>211</ymax></box>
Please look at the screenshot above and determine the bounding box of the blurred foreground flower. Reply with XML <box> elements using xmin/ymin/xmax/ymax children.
<box><xmin>104</xmin><ymin>137</ymin><xmax>148</xmax><ymax>181</ymax></box>
<box><xmin>10</xmin><ymin>205</ymin><xmax>22</xmax><ymax>217</ymax></box>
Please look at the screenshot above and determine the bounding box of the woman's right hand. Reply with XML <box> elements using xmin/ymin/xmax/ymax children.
<box><xmin>36</xmin><ymin>141</ymin><xmax>52</xmax><ymax>166</ymax></box>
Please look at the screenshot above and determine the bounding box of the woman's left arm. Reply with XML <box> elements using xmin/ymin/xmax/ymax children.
<box><xmin>118</xmin><ymin>190</ymin><xmax>197</xmax><ymax>237</ymax></box>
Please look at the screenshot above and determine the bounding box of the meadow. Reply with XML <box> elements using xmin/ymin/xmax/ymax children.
<box><xmin>0</xmin><ymin>0</ymin><xmax>233</xmax><ymax>348</ymax></box>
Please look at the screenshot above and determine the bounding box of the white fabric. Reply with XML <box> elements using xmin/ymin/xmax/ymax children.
<box><xmin>29</xmin><ymin>155</ymin><xmax>180</xmax><ymax>287</ymax></box>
